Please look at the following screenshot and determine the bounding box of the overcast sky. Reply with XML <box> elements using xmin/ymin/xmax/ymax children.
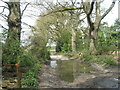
<box><xmin>0</xmin><ymin>0</ymin><xmax>118</xmax><ymax>27</ymax></box>
<box><xmin>22</xmin><ymin>0</ymin><xmax>118</xmax><ymax>27</ymax></box>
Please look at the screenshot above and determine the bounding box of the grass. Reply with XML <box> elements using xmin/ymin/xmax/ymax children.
<box><xmin>81</xmin><ymin>54</ymin><xmax>117</xmax><ymax>66</ymax></box>
<box><xmin>57</xmin><ymin>51</ymin><xmax>117</xmax><ymax>66</ymax></box>
<box><xmin>57</xmin><ymin>52</ymin><xmax>80</xmax><ymax>59</ymax></box>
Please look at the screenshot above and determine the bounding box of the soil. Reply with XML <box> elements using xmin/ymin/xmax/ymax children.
<box><xmin>38</xmin><ymin>55</ymin><xmax>119</xmax><ymax>88</ymax></box>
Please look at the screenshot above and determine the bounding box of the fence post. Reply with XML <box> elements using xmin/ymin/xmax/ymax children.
<box><xmin>15</xmin><ymin>64</ymin><xmax>22</xmax><ymax>88</ymax></box>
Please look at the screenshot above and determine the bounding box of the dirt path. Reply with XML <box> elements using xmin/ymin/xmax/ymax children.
<box><xmin>38</xmin><ymin>55</ymin><xmax>119</xmax><ymax>88</ymax></box>
<box><xmin>50</xmin><ymin>55</ymin><xmax>69</xmax><ymax>60</ymax></box>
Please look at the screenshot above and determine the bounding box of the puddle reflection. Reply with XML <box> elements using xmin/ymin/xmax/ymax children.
<box><xmin>50</xmin><ymin>60</ymin><xmax>95</xmax><ymax>82</ymax></box>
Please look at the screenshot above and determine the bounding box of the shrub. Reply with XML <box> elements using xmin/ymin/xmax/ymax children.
<box><xmin>22</xmin><ymin>70</ymin><xmax>38</xmax><ymax>88</ymax></box>
<box><xmin>20</xmin><ymin>45</ymin><xmax>49</xmax><ymax>88</ymax></box>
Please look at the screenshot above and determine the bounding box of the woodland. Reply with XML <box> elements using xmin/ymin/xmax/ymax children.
<box><xmin>0</xmin><ymin>0</ymin><xmax>119</xmax><ymax>89</ymax></box>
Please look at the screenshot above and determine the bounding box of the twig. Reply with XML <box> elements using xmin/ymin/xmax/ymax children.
<box><xmin>21</xmin><ymin>3</ymin><xmax>30</xmax><ymax>16</ymax></box>
<box><xmin>40</xmin><ymin>7</ymin><xmax>83</xmax><ymax>17</ymax></box>
<box><xmin>0</xmin><ymin>24</ymin><xmax>8</xmax><ymax>30</ymax></box>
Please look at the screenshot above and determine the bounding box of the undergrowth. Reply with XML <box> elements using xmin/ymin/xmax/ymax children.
<box><xmin>81</xmin><ymin>54</ymin><xmax>117</xmax><ymax>66</ymax></box>
<box><xmin>57</xmin><ymin>51</ymin><xmax>117</xmax><ymax>66</ymax></box>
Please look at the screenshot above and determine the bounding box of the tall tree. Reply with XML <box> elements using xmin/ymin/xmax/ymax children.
<box><xmin>81</xmin><ymin>0</ymin><xmax>116</xmax><ymax>54</ymax></box>
<box><xmin>1</xmin><ymin>0</ymin><xmax>29</xmax><ymax>64</ymax></box>
<box><xmin>3</xmin><ymin>0</ymin><xmax>21</xmax><ymax>64</ymax></box>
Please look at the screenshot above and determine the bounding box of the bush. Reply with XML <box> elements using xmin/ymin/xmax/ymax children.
<box><xmin>97</xmin><ymin>36</ymin><xmax>118</xmax><ymax>55</ymax></box>
<box><xmin>19</xmin><ymin>45</ymin><xmax>49</xmax><ymax>88</ymax></box>
<box><xmin>22</xmin><ymin>70</ymin><xmax>38</xmax><ymax>88</ymax></box>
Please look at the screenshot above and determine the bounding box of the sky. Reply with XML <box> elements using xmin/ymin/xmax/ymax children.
<box><xmin>0</xmin><ymin>0</ymin><xmax>119</xmax><ymax>45</ymax></box>
<box><xmin>21</xmin><ymin>0</ymin><xmax>118</xmax><ymax>27</ymax></box>
<box><xmin>0</xmin><ymin>0</ymin><xmax>118</xmax><ymax>27</ymax></box>
<box><xmin>102</xmin><ymin>0</ymin><xmax>118</xmax><ymax>26</ymax></box>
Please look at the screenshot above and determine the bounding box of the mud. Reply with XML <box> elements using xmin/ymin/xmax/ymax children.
<box><xmin>38</xmin><ymin>55</ymin><xmax>119</xmax><ymax>88</ymax></box>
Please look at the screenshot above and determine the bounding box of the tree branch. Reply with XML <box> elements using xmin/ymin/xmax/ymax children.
<box><xmin>0</xmin><ymin>0</ymin><xmax>9</xmax><ymax>5</ymax></box>
<box><xmin>40</xmin><ymin>7</ymin><xmax>83</xmax><ymax>17</ymax></box>
<box><xmin>22</xmin><ymin>22</ymin><xmax>36</xmax><ymax>31</ymax></box>
<box><xmin>96</xmin><ymin>1</ymin><xmax>100</xmax><ymax>18</ymax></box>
<box><xmin>100</xmin><ymin>0</ymin><xmax>116</xmax><ymax>21</ymax></box>
<box><xmin>88</xmin><ymin>0</ymin><xmax>95</xmax><ymax>15</ymax></box>
<box><xmin>81</xmin><ymin>0</ymin><xmax>88</xmax><ymax>14</ymax></box>
<box><xmin>0</xmin><ymin>6</ymin><xmax>8</xmax><ymax>9</ymax></box>
<box><xmin>56</xmin><ymin>0</ymin><xmax>67</xmax><ymax>8</ymax></box>
<box><xmin>86</xmin><ymin>14</ymin><xmax>93</xmax><ymax>28</ymax></box>
<box><xmin>21</xmin><ymin>3</ymin><xmax>30</xmax><ymax>16</ymax></box>
<box><xmin>0</xmin><ymin>24</ymin><xmax>8</xmax><ymax>30</ymax></box>
<box><xmin>0</xmin><ymin>7</ymin><xmax>5</xmax><ymax>14</ymax></box>
<box><xmin>0</xmin><ymin>6</ymin><xmax>8</xmax><ymax>14</ymax></box>
<box><xmin>44</xmin><ymin>1</ymin><xmax>55</xmax><ymax>11</ymax></box>
<box><xmin>81</xmin><ymin>27</ymin><xmax>88</xmax><ymax>36</ymax></box>
<box><xmin>78</xmin><ymin>16</ymin><xmax>86</xmax><ymax>24</ymax></box>
<box><xmin>0</xmin><ymin>13</ymin><xmax>8</xmax><ymax>20</ymax></box>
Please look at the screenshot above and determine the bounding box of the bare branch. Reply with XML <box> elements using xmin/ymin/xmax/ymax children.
<box><xmin>0</xmin><ymin>6</ymin><xmax>8</xmax><ymax>9</ymax></box>
<box><xmin>81</xmin><ymin>28</ymin><xmax>88</xmax><ymax>36</ymax></box>
<box><xmin>0</xmin><ymin>5</ymin><xmax>8</xmax><ymax>14</ymax></box>
<box><xmin>40</xmin><ymin>7</ymin><xmax>83</xmax><ymax>17</ymax></box>
<box><xmin>44</xmin><ymin>1</ymin><xmax>54</xmax><ymax>10</ymax></box>
<box><xmin>100</xmin><ymin>0</ymin><xmax>116</xmax><ymax>21</ymax></box>
<box><xmin>21</xmin><ymin>3</ymin><xmax>30</xmax><ymax>16</ymax></box>
<box><xmin>0</xmin><ymin>0</ymin><xmax>9</xmax><ymax>5</ymax></box>
<box><xmin>78</xmin><ymin>16</ymin><xmax>86</xmax><ymax>24</ymax></box>
<box><xmin>95</xmin><ymin>1</ymin><xmax>100</xmax><ymax>18</ymax></box>
<box><xmin>88</xmin><ymin>0</ymin><xmax>95</xmax><ymax>15</ymax></box>
<box><xmin>71</xmin><ymin>0</ymin><xmax>77</xmax><ymax>6</ymax></box>
<box><xmin>0</xmin><ymin>13</ymin><xmax>8</xmax><ymax>20</ymax></box>
<box><xmin>22</xmin><ymin>22</ymin><xmax>36</xmax><ymax>31</ymax></box>
<box><xmin>56</xmin><ymin>0</ymin><xmax>67</xmax><ymax>8</ymax></box>
<box><xmin>0</xmin><ymin>7</ymin><xmax>5</xmax><ymax>14</ymax></box>
<box><xmin>81</xmin><ymin>1</ymin><xmax>87</xmax><ymax>14</ymax></box>
<box><xmin>0</xmin><ymin>24</ymin><xmax>8</xmax><ymax>30</ymax></box>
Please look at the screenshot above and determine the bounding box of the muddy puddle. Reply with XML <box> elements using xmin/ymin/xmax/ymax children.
<box><xmin>48</xmin><ymin>60</ymin><xmax>119</xmax><ymax>88</ymax></box>
<box><xmin>50</xmin><ymin>60</ymin><xmax>95</xmax><ymax>82</ymax></box>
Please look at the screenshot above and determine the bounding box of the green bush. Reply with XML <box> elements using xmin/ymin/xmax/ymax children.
<box><xmin>20</xmin><ymin>47</ymin><xmax>48</xmax><ymax>88</ymax></box>
<box><xmin>22</xmin><ymin>70</ymin><xmax>38</xmax><ymax>88</ymax></box>
<box><xmin>97</xmin><ymin>34</ymin><xmax>118</xmax><ymax>55</ymax></box>
<box><xmin>45</xmin><ymin>51</ymin><xmax>50</xmax><ymax>60</ymax></box>
<box><xmin>20</xmin><ymin>51</ymin><xmax>39</xmax><ymax>67</ymax></box>
<box><xmin>32</xmin><ymin>63</ymin><xmax>41</xmax><ymax>72</ymax></box>
<box><xmin>61</xmin><ymin>43</ymin><xmax>71</xmax><ymax>52</ymax></box>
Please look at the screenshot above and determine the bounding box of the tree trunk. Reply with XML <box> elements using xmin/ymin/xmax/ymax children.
<box><xmin>89</xmin><ymin>30</ymin><xmax>96</xmax><ymax>54</ymax></box>
<box><xmin>88</xmin><ymin>24</ymin><xmax>98</xmax><ymax>54</ymax></box>
<box><xmin>83</xmin><ymin>1</ymin><xmax>116</xmax><ymax>54</ymax></box>
<box><xmin>5</xmin><ymin>1</ymin><xmax>21</xmax><ymax>64</ymax></box>
<box><xmin>71</xmin><ymin>29</ymin><xmax>76</xmax><ymax>53</ymax></box>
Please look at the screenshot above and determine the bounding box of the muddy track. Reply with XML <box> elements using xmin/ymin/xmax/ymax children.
<box><xmin>38</xmin><ymin>55</ymin><xmax>119</xmax><ymax>88</ymax></box>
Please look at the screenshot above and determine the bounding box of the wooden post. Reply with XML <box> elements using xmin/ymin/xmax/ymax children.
<box><xmin>5</xmin><ymin>64</ymin><xmax>22</xmax><ymax>88</ymax></box>
<box><xmin>15</xmin><ymin>64</ymin><xmax>22</xmax><ymax>88</ymax></box>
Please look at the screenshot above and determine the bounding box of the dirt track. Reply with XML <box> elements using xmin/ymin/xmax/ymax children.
<box><xmin>38</xmin><ymin>55</ymin><xmax>119</xmax><ymax>88</ymax></box>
